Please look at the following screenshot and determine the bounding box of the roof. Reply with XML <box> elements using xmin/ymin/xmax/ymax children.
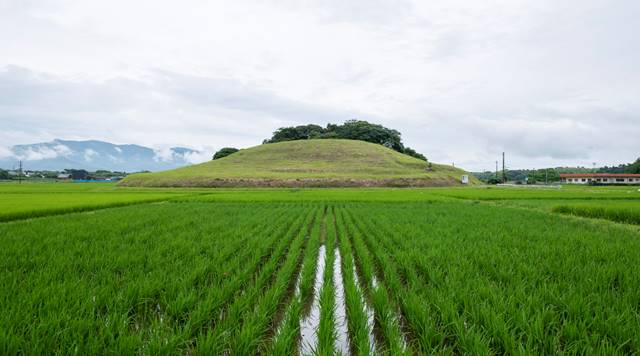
<box><xmin>560</xmin><ymin>173</ymin><xmax>640</xmax><ymax>178</ymax></box>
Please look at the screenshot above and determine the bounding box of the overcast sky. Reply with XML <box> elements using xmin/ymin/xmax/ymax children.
<box><xmin>1</xmin><ymin>0</ymin><xmax>639</xmax><ymax>171</ymax></box>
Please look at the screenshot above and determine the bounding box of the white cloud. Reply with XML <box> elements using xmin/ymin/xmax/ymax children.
<box><xmin>0</xmin><ymin>146</ymin><xmax>12</xmax><ymax>159</ymax></box>
<box><xmin>83</xmin><ymin>148</ymin><xmax>98</xmax><ymax>161</ymax></box>
<box><xmin>152</xmin><ymin>146</ymin><xmax>211</xmax><ymax>164</ymax></box>
<box><xmin>152</xmin><ymin>147</ymin><xmax>175</xmax><ymax>162</ymax></box>
<box><xmin>181</xmin><ymin>150</ymin><xmax>213</xmax><ymax>164</ymax></box>
<box><xmin>13</xmin><ymin>144</ymin><xmax>72</xmax><ymax>161</ymax></box>
<box><xmin>114</xmin><ymin>146</ymin><xmax>122</xmax><ymax>153</ymax></box>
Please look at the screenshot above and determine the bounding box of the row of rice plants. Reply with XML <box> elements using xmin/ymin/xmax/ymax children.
<box><xmin>226</xmin><ymin>207</ymin><xmax>317</xmax><ymax>354</ymax></box>
<box><xmin>0</xmin><ymin>192</ymin><xmax>184</xmax><ymax>222</ymax></box>
<box><xmin>173</xmin><ymin>203</ymin><xmax>302</xmax><ymax>348</ymax></box>
<box><xmin>347</xmin><ymin>202</ymin><xmax>640</xmax><ymax>354</ymax></box>
<box><xmin>195</xmin><ymin>206</ymin><xmax>315</xmax><ymax>353</ymax></box>
<box><xmin>340</xmin><ymin>208</ymin><xmax>410</xmax><ymax>355</ymax></box>
<box><xmin>347</xmin><ymin>209</ymin><xmax>430</xmax><ymax>353</ymax></box>
<box><xmin>430</xmin><ymin>186</ymin><xmax>640</xmax><ymax>201</ymax></box>
<box><xmin>270</xmin><ymin>208</ymin><xmax>324</xmax><ymax>354</ymax></box>
<box><xmin>347</xmin><ymin>205</ymin><xmax>485</xmax><ymax>353</ymax></box>
<box><xmin>552</xmin><ymin>203</ymin><xmax>640</xmax><ymax>225</ymax></box>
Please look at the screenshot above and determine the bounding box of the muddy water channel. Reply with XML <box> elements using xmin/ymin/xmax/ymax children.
<box><xmin>299</xmin><ymin>245</ymin><xmax>326</xmax><ymax>354</ymax></box>
<box><xmin>333</xmin><ymin>248</ymin><xmax>350</xmax><ymax>355</ymax></box>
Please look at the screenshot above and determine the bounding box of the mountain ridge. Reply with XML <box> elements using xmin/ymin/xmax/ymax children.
<box><xmin>0</xmin><ymin>139</ymin><xmax>209</xmax><ymax>172</ymax></box>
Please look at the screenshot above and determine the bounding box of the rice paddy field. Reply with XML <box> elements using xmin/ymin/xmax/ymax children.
<box><xmin>1</xmin><ymin>182</ymin><xmax>639</xmax><ymax>354</ymax></box>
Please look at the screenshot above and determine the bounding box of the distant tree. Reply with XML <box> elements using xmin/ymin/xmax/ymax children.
<box><xmin>0</xmin><ymin>169</ymin><xmax>9</xmax><ymax>180</ymax></box>
<box><xmin>65</xmin><ymin>169</ymin><xmax>89</xmax><ymax>180</ymax></box>
<box><xmin>624</xmin><ymin>158</ymin><xmax>640</xmax><ymax>174</ymax></box>
<box><xmin>213</xmin><ymin>147</ymin><xmax>239</xmax><ymax>160</ymax></box>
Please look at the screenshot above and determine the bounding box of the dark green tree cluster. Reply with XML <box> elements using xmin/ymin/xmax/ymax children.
<box><xmin>0</xmin><ymin>169</ymin><xmax>9</xmax><ymax>180</ymax></box>
<box><xmin>263</xmin><ymin>120</ymin><xmax>427</xmax><ymax>161</ymax></box>
<box><xmin>474</xmin><ymin>157</ymin><xmax>640</xmax><ymax>184</ymax></box>
<box><xmin>474</xmin><ymin>168</ymin><xmax>562</xmax><ymax>184</ymax></box>
<box><xmin>599</xmin><ymin>158</ymin><xmax>640</xmax><ymax>174</ymax></box>
<box><xmin>212</xmin><ymin>147</ymin><xmax>239</xmax><ymax>160</ymax></box>
<box><xmin>626</xmin><ymin>158</ymin><xmax>640</xmax><ymax>173</ymax></box>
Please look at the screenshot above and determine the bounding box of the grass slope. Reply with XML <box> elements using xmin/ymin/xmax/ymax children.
<box><xmin>120</xmin><ymin>139</ymin><xmax>475</xmax><ymax>187</ymax></box>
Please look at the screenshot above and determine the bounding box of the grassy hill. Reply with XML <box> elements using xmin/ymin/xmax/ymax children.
<box><xmin>120</xmin><ymin>139</ymin><xmax>477</xmax><ymax>187</ymax></box>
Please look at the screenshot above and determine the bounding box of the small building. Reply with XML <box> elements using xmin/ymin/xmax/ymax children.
<box><xmin>57</xmin><ymin>173</ymin><xmax>71</xmax><ymax>180</ymax></box>
<box><xmin>560</xmin><ymin>173</ymin><xmax>640</xmax><ymax>185</ymax></box>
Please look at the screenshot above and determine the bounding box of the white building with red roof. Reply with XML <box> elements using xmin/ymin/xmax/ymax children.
<box><xmin>560</xmin><ymin>173</ymin><xmax>640</xmax><ymax>185</ymax></box>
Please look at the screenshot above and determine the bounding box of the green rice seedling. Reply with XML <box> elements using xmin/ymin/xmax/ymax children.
<box><xmin>552</xmin><ymin>202</ymin><xmax>640</xmax><ymax>225</ymax></box>
<box><xmin>270</xmin><ymin>299</ymin><xmax>304</xmax><ymax>355</ymax></box>
<box><xmin>270</xmin><ymin>208</ymin><xmax>323</xmax><ymax>354</ymax></box>
<box><xmin>342</xmin><ymin>211</ymin><xmax>412</xmax><ymax>355</ymax></box>
<box><xmin>178</xmin><ymin>205</ymin><xmax>297</xmax><ymax>338</ymax></box>
<box><xmin>0</xmin><ymin>202</ymin><xmax>303</xmax><ymax>354</ymax></box>
<box><xmin>3</xmin><ymin>184</ymin><xmax>640</xmax><ymax>354</ymax></box>
<box><xmin>349</xmin><ymin>205</ymin><xmax>503</xmax><ymax>354</ymax></box>
<box><xmin>429</xmin><ymin>185</ymin><xmax>640</xmax><ymax>201</ymax></box>
<box><xmin>196</xmin><ymin>208</ymin><xmax>314</xmax><ymax>353</ymax></box>
<box><xmin>230</xmin><ymin>217</ymin><xmax>311</xmax><ymax>354</ymax></box>
<box><xmin>347</xmin><ymin>201</ymin><xmax>640</xmax><ymax>354</ymax></box>
<box><xmin>299</xmin><ymin>209</ymin><xmax>325</xmax><ymax>305</ymax></box>
<box><xmin>0</xmin><ymin>192</ymin><xmax>182</xmax><ymax>222</ymax></box>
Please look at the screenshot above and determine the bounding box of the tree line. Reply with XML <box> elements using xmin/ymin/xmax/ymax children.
<box><xmin>262</xmin><ymin>120</ymin><xmax>427</xmax><ymax>161</ymax></box>
<box><xmin>597</xmin><ymin>159</ymin><xmax>640</xmax><ymax>174</ymax></box>
<box><xmin>473</xmin><ymin>157</ymin><xmax>640</xmax><ymax>184</ymax></box>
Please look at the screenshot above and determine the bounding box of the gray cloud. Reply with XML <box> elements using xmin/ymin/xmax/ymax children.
<box><xmin>0</xmin><ymin>66</ymin><xmax>368</xmax><ymax>153</ymax></box>
<box><xmin>1</xmin><ymin>0</ymin><xmax>639</xmax><ymax>171</ymax></box>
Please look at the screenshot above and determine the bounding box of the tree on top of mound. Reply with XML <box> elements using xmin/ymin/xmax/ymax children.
<box><xmin>212</xmin><ymin>147</ymin><xmax>239</xmax><ymax>160</ymax></box>
<box><xmin>263</xmin><ymin>120</ymin><xmax>427</xmax><ymax>161</ymax></box>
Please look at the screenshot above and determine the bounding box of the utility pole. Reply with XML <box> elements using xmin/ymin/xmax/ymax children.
<box><xmin>495</xmin><ymin>160</ymin><xmax>498</xmax><ymax>180</ymax></box>
<box><xmin>18</xmin><ymin>160</ymin><xmax>23</xmax><ymax>184</ymax></box>
<box><xmin>502</xmin><ymin>152</ymin><xmax>506</xmax><ymax>183</ymax></box>
<box><xmin>545</xmin><ymin>168</ymin><xmax>548</xmax><ymax>185</ymax></box>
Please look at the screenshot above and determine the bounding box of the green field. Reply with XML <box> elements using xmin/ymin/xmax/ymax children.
<box><xmin>120</xmin><ymin>139</ymin><xmax>476</xmax><ymax>187</ymax></box>
<box><xmin>0</xmin><ymin>182</ymin><xmax>192</xmax><ymax>222</ymax></box>
<box><xmin>552</xmin><ymin>201</ymin><xmax>640</xmax><ymax>225</ymax></box>
<box><xmin>1</xmin><ymin>183</ymin><xmax>639</xmax><ymax>354</ymax></box>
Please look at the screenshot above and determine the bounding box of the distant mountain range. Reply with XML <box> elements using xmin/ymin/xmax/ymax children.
<box><xmin>0</xmin><ymin>139</ymin><xmax>210</xmax><ymax>172</ymax></box>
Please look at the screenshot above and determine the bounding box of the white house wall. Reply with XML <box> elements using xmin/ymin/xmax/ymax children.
<box><xmin>563</xmin><ymin>177</ymin><xmax>640</xmax><ymax>184</ymax></box>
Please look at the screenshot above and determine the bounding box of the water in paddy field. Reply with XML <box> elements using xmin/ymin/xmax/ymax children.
<box><xmin>352</xmin><ymin>257</ymin><xmax>376</xmax><ymax>355</ymax></box>
<box><xmin>299</xmin><ymin>245</ymin><xmax>326</xmax><ymax>355</ymax></box>
<box><xmin>371</xmin><ymin>274</ymin><xmax>379</xmax><ymax>289</ymax></box>
<box><xmin>333</xmin><ymin>248</ymin><xmax>350</xmax><ymax>355</ymax></box>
